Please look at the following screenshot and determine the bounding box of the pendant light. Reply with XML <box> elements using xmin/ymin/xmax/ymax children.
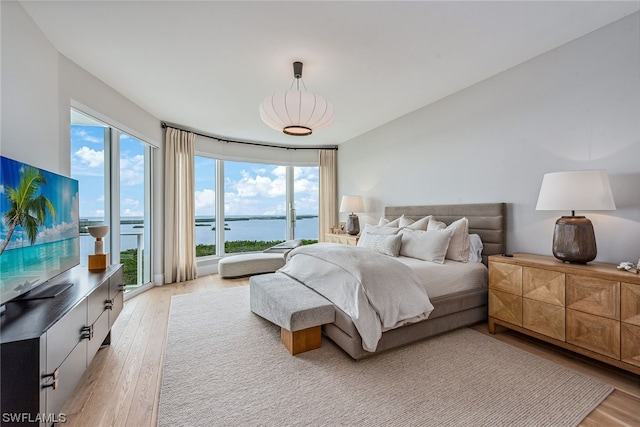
<box><xmin>259</xmin><ymin>61</ymin><xmax>335</xmax><ymax>136</ymax></box>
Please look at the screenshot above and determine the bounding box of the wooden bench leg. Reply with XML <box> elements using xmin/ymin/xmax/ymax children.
<box><xmin>281</xmin><ymin>326</ymin><xmax>322</xmax><ymax>355</ymax></box>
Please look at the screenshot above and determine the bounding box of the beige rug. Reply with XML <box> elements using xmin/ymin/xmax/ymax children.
<box><xmin>158</xmin><ymin>286</ymin><xmax>613</xmax><ymax>427</ymax></box>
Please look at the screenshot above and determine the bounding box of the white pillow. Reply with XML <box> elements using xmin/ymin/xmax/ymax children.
<box><xmin>468</xmin><ymin>234</ymin><xmax>484</xmax><ymax>263</ymax></box>
<box><xmin>377</xmin><ymin>217</ymin><xmax>390</xmax><ymax>226</ymax></box>
<box><xmin>427</xmin><ymin>217</ymin><xmax>470</xmax><ymax>262</ymax></box>
<box><xmin>357</xmin><ymin>224</ymin><xmax>399</xmax><ymax>247</ymax></box>
<box><xmin>359</xmin><ymin>233</ymin><xmax>402</xmax><ymax>257</ymax></box>
<box><xmin>400</xmin><ymin>228</ymin><xmax>454</xmax><ymax>263</ymax></box>
<box><xmin>398</xmin><ymin>216</ymin><xmax>415</xmax><ymax>228</ymax></box>
<box><xmin>404</xmin><ymin>215</ymin><xmax>433</xmax><ymax>231</ymax></box>
<box><xmin>383</xmin><ymin>215</ymin><xmax>403</xmax><ymax>228</ymax></box>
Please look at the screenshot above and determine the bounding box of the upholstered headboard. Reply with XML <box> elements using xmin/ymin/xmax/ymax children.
<box><xmin>385</xmin><ymin>203</ymin><xmax>507</xmax><ymax>265</ymax></box>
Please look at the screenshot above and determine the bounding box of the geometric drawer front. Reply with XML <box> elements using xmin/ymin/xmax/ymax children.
<box><xmin>489</xmin><ymin>262</ymin><xmax>522</xmax><ymax>295</ymax></box>
<box><xmin>523</xmin><ymin>267</ymin><xmax>565</xmax><ymax>306</ymax></box>
<box><xmin>566</xmin><ymin>275</ymin><xmax>620</xmax><ymax>320</ymax></box>
<box><xmin>489</xmin><ymin>289</ymin><xmax>522</xmax><ymax>326</ymax></box>
<box><xmin>621</xmin><ymin>282</ymin><xmax>640</xmax><ymax>326</ymax></box>
<box><xmin>621</xmin><ymin>323</ymin><xmax>640</xmax><ymax>367</ymax></box>
<box><xmin>523</xmin><ymin>298</ymin><xmax>565</xmax><ymax>341</ymax></box>
<box><xmin>566</xmin><ymin>309</ymin><xmax>620</xmax><ymax>359</ymax></box>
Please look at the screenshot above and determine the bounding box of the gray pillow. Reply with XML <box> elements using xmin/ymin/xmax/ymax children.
<box><xmin>359</xmin><ymin>233</ymin><xmax>402</xmax><ymax>257</ymax></box>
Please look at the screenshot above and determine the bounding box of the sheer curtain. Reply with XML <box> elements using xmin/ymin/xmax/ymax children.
<box><xmin>164</xmin><ymin>127</ymin><xmax>197</xmax><ymax>283</ymax></box>
<box><xmin>318</xmin><ymin>149</ymin><xmax>337</xmax><ymax>242</ymax></box>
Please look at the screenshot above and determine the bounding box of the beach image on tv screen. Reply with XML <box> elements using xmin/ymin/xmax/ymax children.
<box><xmin>0</xmin><ymin>156</ymin><xmax>80</xmax><ymax>305</ymax></box>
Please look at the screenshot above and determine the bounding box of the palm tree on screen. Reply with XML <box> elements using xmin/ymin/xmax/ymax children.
<box><xmin>0</xmin><ymin>167</ymin><xmax>56</xmax><ymax>255</ymax></box>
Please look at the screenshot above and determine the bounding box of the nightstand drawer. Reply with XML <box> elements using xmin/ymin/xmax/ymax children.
<box><xmin>325</xmin><ymin>233</ymin><xmax>359</xmax><ymax>246</ymax></box>
<box><xmin>489</xmin><ymin>289</ymin><xmax>522</xmax><ymax>326</ymax></box>
<box><xmin>566</xmin><ymin>275</ymin><xmax>620</xmax><ymax>320</ymax></box>
<box><xmin>566</xmin><ymin>309</ymin><xmax>620</xmax><ymax>359</ymax></box>
<box><xmin>489</xmin><ymin>262</ymin><xmax>522</xmax><ymax>295</ymax></box>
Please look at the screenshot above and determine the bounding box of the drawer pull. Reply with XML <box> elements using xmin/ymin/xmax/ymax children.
<box><xmin>105</xmin><ymin>299</ymin><xmax>113</xmax><ymax>310</ymax></box>
<box><xmin>118</xmin><ymin>284</ymin><xmax>126</xmax><ymax>290</ymax></box>
<box><xmin>42</xmin><ymin>369</ymin><xmax>59</xmax><ymax>389</ymax></box>
<box><xmin>81</xmin><ymin>325</ymin><xmax>94</xmax><ymax>340</ymax></box>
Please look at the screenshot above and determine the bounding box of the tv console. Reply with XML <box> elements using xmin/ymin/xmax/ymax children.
<box><xmin>0</xmin><ymin>264</ymin><xmax>124</xmax><ymax>426</ymax></box>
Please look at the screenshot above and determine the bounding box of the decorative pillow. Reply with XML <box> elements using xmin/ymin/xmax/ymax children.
<box><xmin>427</xmin><ymin>217</ymin><xmax>470</xmax><ymax>262</ymax></box>
<box><xmin>359</xmin><ymin>233</ymin><xmax>402</xmax><ymax>257</ymax></box>
<box><xmin>404</xmin><ymin>215</ymin><xmax>433</xmax><ymax>231</ymax></box>
<box><xmin>468</xmin><ymin>234</ymin><xmax>484</xmax><ymax>263</ymax></box>
<box><xmin>400</xmin><ymin>228</ymin><xmax>454</xmax><ymax>263</ymax></box>
<box><xmin>398</xmin><ymin>216</ymin><xmax>415</xmax><ymax>228</ymax></box>
<box><xmin>357</xmin><ymin>224</ymin><xmax>400</xmax><ymax>248</ymax></box>
<box><xmin>384</xmin><ymin>215</ymin><xmax>404</xmax><ymax>228</ymax></box>
<box><xmin>377</xmin><ymin>217</ymin><xmax>390</xmax><ymax>226</ymax></box>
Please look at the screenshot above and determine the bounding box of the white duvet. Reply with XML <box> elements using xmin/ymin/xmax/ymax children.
<box><xmin>279</xmin><ymin>243</ymin><xmax>434</xmax><ymax>352</ymax></box>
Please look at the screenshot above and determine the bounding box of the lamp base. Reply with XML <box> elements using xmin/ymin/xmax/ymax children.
<box><xmin>346</xmin><ymin>214</ymin><xmax>360</xmax><ymax>235</ymax></box>
<box><xmin>89</xmin><ymin>253</ymin><xmax>109</xmax><ymax>271</ymax></box>
<box><xmin>552</xmin><ymin>216</ymin><xmax>596</xmax><ymax>264</ymax></box>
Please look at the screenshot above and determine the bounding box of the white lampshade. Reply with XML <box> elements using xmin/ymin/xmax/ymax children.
<box><xmin>259</xmin><ymin>61</ymin><xmax>335</xmax><ymax>136</ymax></box>
<box><xmin>536</xmin><ymin>170</ymin><xmax>616</xmax><ymax>212</ymax></box>
<box><xmin>339</xmin><ymin>195</ymin><xmax>364</xmax><ymax>213</ymax></box>
<box><xmin>259</xmin><ymin>91</ymin><xmax>335</xmax><ymax>136</ymax></box>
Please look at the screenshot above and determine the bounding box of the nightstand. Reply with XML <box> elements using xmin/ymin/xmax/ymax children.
<box><xmin>488</xmin><ymin>253</ymin><xmax>640</xmax><ymax>375</ymax></box>
<box><xmin>325</xmin><ymin>233</ymin><xmax>359</xmax><ymax>246</ymax></box>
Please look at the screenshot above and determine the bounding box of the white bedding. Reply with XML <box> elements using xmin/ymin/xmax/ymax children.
<box><xmin>280</xmin><ymin>243</ymin><xmax>434</xmax><ymax>352</ymax></box>
<box><xmin>395</xmin><ymin>256</ymin><xmax>488</xmax><ymax>299</ymax></box>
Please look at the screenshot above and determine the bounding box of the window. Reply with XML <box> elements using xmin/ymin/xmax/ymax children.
<box><xmin>224</xmin><ymin>161</ymin><xmax>287</xmax><ymax>253</ymax></box>
<box><xmin>194</xmin><ymin>155</ymin><xmax>216</xmax><ymax>257</ymax></box>
<box><xmin>194</xmin><ymin>158</ymin><xmax>318</xmax><ymax>257</ymax></box>
<box><xmin>71</xmin><ymin>108</ymin><xmax>155</xmax><ymax>291</ymax></box>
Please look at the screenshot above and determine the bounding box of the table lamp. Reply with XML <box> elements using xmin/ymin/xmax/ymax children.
<box><xmin>536</xmin><ymin>170</ymin><xmax>616</xmax><ymax>263</ymax></box>
<box><xmin>88</xmin><ymin>225</ymin><xmax>109</xmax><ymax>271</ymax></box>
<box><xmin>339</xmin><ymin>195</ymin><xmax>364</xmax><ymax>235</ymax></box>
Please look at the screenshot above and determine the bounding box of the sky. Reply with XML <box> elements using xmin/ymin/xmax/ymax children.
<box><xmin>70</xmin><ymin>125</ymin><xmax>319</xmax><ymax>219</ymax></box>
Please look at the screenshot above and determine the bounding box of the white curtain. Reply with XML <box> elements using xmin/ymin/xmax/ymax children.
<box><xmin>318</xmin><ymin>149</ymin><xmax>337</xmax><ymax>242</ymax></box>
<box><xmin>164</xmin><ymin>127</ymin><xmax>197</xmax><ymax>283</ymax></box>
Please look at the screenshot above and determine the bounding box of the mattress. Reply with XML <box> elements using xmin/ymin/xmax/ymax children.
<box><xmin>396</xmin><ymin>256</ymin><xmax>488</xmax><ymax>299</ymax></box>
<box><xmin>330</xmin><ymin>257</ymin><xmax>488</xmax><ymax>339</ymax></box>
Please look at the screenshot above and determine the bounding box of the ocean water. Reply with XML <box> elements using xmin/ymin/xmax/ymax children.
<box><xmin>79</xmin><ymin>216</ymin><xmax>319</xmax><ymax>255</ymax></box>
<box><xmin>0</xmin><ymin>238</ymin><xmax>80</xmax><ymax>303</ymax></box>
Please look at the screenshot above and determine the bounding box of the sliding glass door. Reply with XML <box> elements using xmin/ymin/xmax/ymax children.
<box><xmin>194</xmin><ymin>157</ymin><xmax>318</xmax><ymax>258</ymax></box>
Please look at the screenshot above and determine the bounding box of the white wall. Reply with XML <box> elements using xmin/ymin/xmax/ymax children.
<box><xmin>1</xmin><ymin>1</ymin><xmax>166</xmax><ymax>284</ymax></box>
<box><xmin>338</xmin><ymin>13</ymin><xmax>640</xmax><ymax>264</ymax></box>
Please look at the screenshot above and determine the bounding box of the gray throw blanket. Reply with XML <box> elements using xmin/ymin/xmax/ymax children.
<box><xmin>279</xmin><ymin>243</ymin><xmax>434</xmax><ymax>352</ymax></box>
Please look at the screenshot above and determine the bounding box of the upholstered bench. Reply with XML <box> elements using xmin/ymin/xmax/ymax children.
<box><xmin>218</xmin><ymin>240</ymin><xmax>302</xmax><ymax>278</ymax></box>
<box><xmin>250</xmin><ymin>272</ymin><xmax>335</xmax><ymax>355</ymax></box>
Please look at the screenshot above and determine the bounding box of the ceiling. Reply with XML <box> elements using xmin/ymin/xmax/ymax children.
<box><xmin>21</xmin><ymin>1</ymin><xmax>640</xmax><ymax>147</ymax></box>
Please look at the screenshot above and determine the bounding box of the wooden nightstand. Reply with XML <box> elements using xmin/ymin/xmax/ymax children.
<box><xmin>488</xmin><ymin>253</ymin><xmax>640</xmax><ymax>375</ymax></box>
<box><xmin>325</xmin><ymin>233</ymin><xmax>359</xmax><ymax>246</ymax></box>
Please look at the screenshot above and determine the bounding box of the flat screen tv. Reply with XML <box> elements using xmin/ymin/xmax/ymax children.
<box><xmin>0</xmin><ymin>156</ymin><xmax>80</xmax><ymax>306</ymax></box>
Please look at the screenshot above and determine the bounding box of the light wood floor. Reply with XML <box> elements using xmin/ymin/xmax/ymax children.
<box><xmin>62</xmin><ymin>274</ymin><xmax>640</xmax><ymax>426</ymax></box>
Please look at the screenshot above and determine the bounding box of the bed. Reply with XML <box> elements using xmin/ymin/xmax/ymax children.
<box><xmin>289</xmin><ymin>203</ymin><xmax>507</xmax><ymax>360</ymax></box>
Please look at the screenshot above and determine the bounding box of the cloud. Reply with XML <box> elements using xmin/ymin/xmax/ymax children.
<box><xmin>120</xmin><ymin>154</ymin><xmax>145</xmax><ymax>186</ymax></box>
<box><xmin>194</xmin><ymin>189</ymin><xmax>215</xmax><ymax>216</ymax></box>
<box><xmin>122</xmin><ymin>198</ymin><xmax>139</xmax><ymax>207</ymax></box>
<box><xmin>72</xmin><ymin>128</ymin><xmax>102</xmax><ymax>144</ymax></box>
<box><xmin>75</xmin><ymin>146</ymin><xmax>104</xmax><ymax>168</ymax></box>
<box><xmin>233</xmin><ymin>168</ymin><xmax>286</xmax><ymax>199</ymax></box>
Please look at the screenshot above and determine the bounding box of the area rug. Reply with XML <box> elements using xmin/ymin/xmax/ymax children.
<box><xmin>158</xmin><ymin>286</ymin><xmax>613</xmax><ymax>427</ymax></box>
